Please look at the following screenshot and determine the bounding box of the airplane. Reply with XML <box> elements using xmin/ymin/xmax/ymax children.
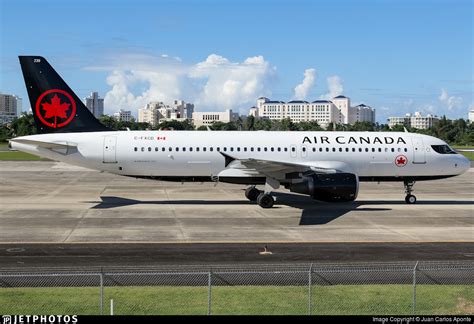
<box><xmin>9</xmin><ymin>56</ymin><xmax>470</xmax><ymax>208</ymax></box>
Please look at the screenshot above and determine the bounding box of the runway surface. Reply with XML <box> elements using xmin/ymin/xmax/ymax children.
<box><xmin>0</xmin><ymin>161</ymin><xmax>472</xmax><ymax>243</ymax></box>
<box><xmin>0</xmin><ymin>242</ymin><xmax>473</xmax><ymax>268</ymax></box>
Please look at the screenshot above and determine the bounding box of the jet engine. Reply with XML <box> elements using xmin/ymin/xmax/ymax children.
<box><xmin>289</xmin><ymin>173</ymin><xmax>359</xmax><ymax>202</ymax></box>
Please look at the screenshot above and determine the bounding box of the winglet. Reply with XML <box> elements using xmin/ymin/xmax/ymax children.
<box><xmin>220</xmin><ymin>152</ymin><xmax>236</xmax><ymax>167</ymax></box>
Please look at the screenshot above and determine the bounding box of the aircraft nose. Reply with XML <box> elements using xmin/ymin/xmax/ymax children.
<box><xmin>454</xmin><ymin>155</ymin><xmax>470</xmax><ymax>174</ymax></box>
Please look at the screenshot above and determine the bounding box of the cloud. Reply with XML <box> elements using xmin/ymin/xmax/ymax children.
<box><xmin>90</xmin><ymin>53</ymin><xmax>276</xmax><ymax>116</ymax></box>
<box><xmin>293</xmin><ymin>68</ymin><xmax>316</xmax><ymax>99</ymax></box>
<box><xmin>438</xmin><ymin>88</ymin><xmax>463</xmax><ymax>111</ymax></box>
<box><xmin>320</xmin><ymin>75</ymin><xmax>343</xmax><ymax>99</ymax></box>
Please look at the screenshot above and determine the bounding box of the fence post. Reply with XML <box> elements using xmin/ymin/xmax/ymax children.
<box><xmin>308</xmin><ymin>263</ymin><xmax>313</xmax><ymax>316</ymax></box>
<box><xmin>99</xmin><ymin>271</ymin><xmax>104</xmax><ymax>315</ymax></box>
<box><xmin>412</xmin><ymin>261</ymin><xmax>419</xmax><ymax>315</ymax></box>
<box><xmin>207</xmin><ymin>271</ymin><xmax>212</xmax><ymax>315</ymax></box>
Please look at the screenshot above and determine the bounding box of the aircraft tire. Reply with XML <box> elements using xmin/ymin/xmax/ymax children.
<box><xmin>245</xmin><ymin>187</ymin><xmax>261</xmax><ymax>202</ymax></box>
<box><xmin>405</xmin><ymin>194</ymin><xmax>417</xmax><ymax>204</ymax></box>
<box><xmin>257</xmin><ymin>193</ymin><xmax>274</xmax><ymax>208</ymax></box>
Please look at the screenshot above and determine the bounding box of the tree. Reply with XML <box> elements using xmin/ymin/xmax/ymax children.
<box><xmin>10</xmin><ymin>113</ymin><xmax>37</xmax><ymax>137</ymax></box>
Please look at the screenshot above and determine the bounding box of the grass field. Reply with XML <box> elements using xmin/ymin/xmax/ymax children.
<box><xmin>0</xmin><ymin>285</ymin><xmax>472</xmax><ymax>315</ymax></box>
<box><xmin>0</xmin><ymin>151</ymin><xmax>45</xmax><ymax>161</ymax></box>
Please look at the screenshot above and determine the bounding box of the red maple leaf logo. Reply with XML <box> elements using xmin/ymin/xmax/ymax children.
<box><xmin>41</xmin><ymin>94</ymin><xmax>70</xmax><ymax>119</ymax></box>
<box><xmin>396</xmin><ymin>156</ymin><xmax>407</xmax><ymax>166</ymax></box>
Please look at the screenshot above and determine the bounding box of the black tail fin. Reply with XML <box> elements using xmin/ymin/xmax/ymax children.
<box><xmin>19</xmin><ymin>56</ymin><xmax>110</xmax><ymax>133</ymax></box>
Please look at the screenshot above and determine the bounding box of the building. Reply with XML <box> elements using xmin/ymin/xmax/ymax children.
<box><xmin>388</xmin><ymin>114</ymin><xmax>411</xmax><ymax>129</ymax></box>
<box><xmin>138</xmin><ymin>100</ymin><xmax>194</xmax><ymax>126</ymax></box>
<box><xmin>469</xmin><ymin>110</ymin><xmax>474</xmax><ymax>123</ymax></box>
<box><xmin>84</xmin><ymin>92</ymin><xmax>104</xmax><ymax>118</ymax></box>
<box><xmin>254</xmin><ymin>96</ymin><xmax>374</xmax><ymax>127</ymax></box>
<box><xmin>352</xmin><ymin>104</ymin><xmax>376</xmax><ymax>124</ymax></box>
<box><xmin>113</xmin><ymin>109</ymin><xmax>132</xmax><ymax>122</ymax></box>
<box><xmin>192</xmin><ymin>109</ymin><xmax>239</xmax><ymax>128</ymax></box>
<box><xmin>388</xmin><ymin>112</ymin><xmax>439</xmax><ymax>129</ymax></box>
<box><xmin>0</xmin><ymin>93</ymin><xmax>22</xmax><ymax>124</ymax></box>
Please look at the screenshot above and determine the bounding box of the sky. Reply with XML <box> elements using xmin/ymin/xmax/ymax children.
<box><xmin>0</xmin><ymin>0</ymin><xmax>472</xmax><ymax>123</ymax></box>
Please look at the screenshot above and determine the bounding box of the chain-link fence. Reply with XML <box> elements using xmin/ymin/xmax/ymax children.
<box><xmin>0</xmin><ymin>262</ymin><xmax>472</xmax><ymax>315</ymax></box>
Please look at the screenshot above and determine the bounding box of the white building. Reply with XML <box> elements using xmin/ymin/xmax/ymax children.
<box><xmin>0</xmin><ymin>93</ymin><xmax>22</xmax><ymax>124</ymax></box>
<box><xmin>192</xmin><ymin>109</ymin><xmax>239</xmax><ymax>128</ymax></box>
<box><xmin>138</xmin><ymin>100</ymin><xmax>194</xmax><ymax>126</ymax></box>
<box><xmin>113</xmin><ymin>109</ymin><xmax>132</xmax><ymax>122</ymax></box>
<box><xmin>469</xmin><ymin>110</ymin><xmax>474</xmax><ymax>123</ymax></box>
<box><xmin>352</xmin><ymin>104</ymin><xmax>376</xmax><ymax>124</ymax></box>
<box><xmin>255</xmin><ymin>96</ymin><xmax>374</xmax><ymax>127</ymax></box>
<box><xmin>388</xmin><ymin>112</ymin><xmax>439</xmax><ymax>129</ymax></box>
<box><xmin>84</xmin><ymin>92</ymin><xmax>104</xmax><ymax>118</ymax></box>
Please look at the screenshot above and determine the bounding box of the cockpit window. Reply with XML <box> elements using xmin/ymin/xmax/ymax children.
<box><xmin>431</xmin><ymin>145</ymin><xmax>457</xmax><ymax>154</ymax></box>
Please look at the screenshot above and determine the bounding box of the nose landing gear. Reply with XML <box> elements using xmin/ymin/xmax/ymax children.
<box><xmin>404</xmin><ymin>180</ymin><xmax>417</xmax><ymax>204</ymax></box>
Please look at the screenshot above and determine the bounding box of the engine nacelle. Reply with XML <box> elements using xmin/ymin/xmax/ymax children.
<box><xmin>289</xmin><ymin>173</ymin><xmax>359</xmax><ymax>202</ymax></box>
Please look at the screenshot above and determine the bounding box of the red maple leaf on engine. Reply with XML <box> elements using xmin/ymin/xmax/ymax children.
<box><xmin>41</xmin><ymin>94</ymin><xmax>70</xmax><ymax>119</ymax></box>
<box><xmin>396</xmin><ymin>156</ymin><xmax>406</xmax><ymax>165</ymax></box>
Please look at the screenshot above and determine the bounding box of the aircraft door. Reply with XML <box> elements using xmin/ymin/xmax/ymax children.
<box><xmin>103</xmin><ymin>136</ymin><xmax>117</xmax><ymax>163</ymax></box>
<box><xmin>301</xmin><ymin>145</ymin><xmax>308</xmax><ymax>158</ymax></box>
<box><xmin>290</xmin><ymin>145</ymin><xmax>297</xmax><ymax>158</ymax></box>
<box><xmin>411</xmin><ymin>136</ymin><xmax>426</xmax><ymax>164</ymax></box>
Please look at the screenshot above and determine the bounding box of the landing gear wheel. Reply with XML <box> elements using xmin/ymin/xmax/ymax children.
<box><xmin>257</xmin><ymin>193</ymin><xmax>274</xmax><ymax>208</ymax></box>
<box><xmin>245</xmin><ymin>186</ymin><xmax>261</xmax><ymax>202</ymax></box>
<box><xmin>403</xmin><ymin>181</ymin><xmax>417</xmax><ymax>204</ymax></box>
<box><xmin>405</xmin><ymin>194</ymin><xmax>417</xmax><ymax>204</ymax></box>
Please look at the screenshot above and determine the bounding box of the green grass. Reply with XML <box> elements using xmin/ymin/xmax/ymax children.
<box><xmin>457</xmin><ymin>151</ymin><xmax>474</xmax><ymax>161</ymax></box>
<box><xmin>0</xmin><ymin>285</ymin><xmax>472</xmax><ymax>315</ymax></box>
<box><xmin>0</xmin><ymin>151</ymin><xmax>45</xmax><ymax>161</ymax></box>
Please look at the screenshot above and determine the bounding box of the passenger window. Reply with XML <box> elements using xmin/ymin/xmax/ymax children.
<box><xmin>319</xmin><ymin>148</ymin><xmax>323</xmax><ymax>152</ymax></box>
<box><xmin>291</xmin><ymin>147</ymin><xmax>296</xmax><ymax>152</ymax></box>
<box><xmin>244</xmin><ymin>147</ymin><xmax>247</xmax><ymax>152</ymax></box>
<box><xmin>155</xmin><ymin>147</ymin><xmax>158</xmax><ymax>152</ymax></box>
<box><xmin>372</xmin><ymin>148</ymin><xmax>375</xmax><ymax>152</ymax></box>
<box><xmin>134</xmin><ymin>147</ymin><xmax>137</xmax><ymax>152</ymax></box>
<box><xmin>182</xmin><ymin>147</ymin><xmax>186</xmax><ymax>152</ymax></box>
<box><xmin>230</xmin><ymin>147</ymin><xmax>234</xmax><ymax>152</ymax></box>
<box><xmin>284</xmin><ymin>148</ymin><xmax>288</xmax><ymax>152</ymax></box>
<box><xmin>391</xmin><ymin>148</ymin><xmax>395</xmax><ymax>152</ymax></box>
<box><xmin>302</xmin><ymin>147</ymin><xmax>306</xmax><ymax>152</ymax></box>
<box><xmin>332</xmin><ymin>148</ymin><xmax>336</xmax><ymax>152</ymax></box>
<box><xmin>398</xmin><ymin>148</ymin><xmax>401</xmax><ymax>152</ymax></box>
<box><xmin>312</xmin><ymin>147</ymin><xmax>316</xmax><ymax>152</ymax></box>
<box><xmin>365</xmin><ymin>148</ymin><xmax>369</xmax><ymax>152</ymax></box>
<box><xmin>223</xmin><ymin>147</ymin><xmax>227</xmax><ymax>152</ymax></box>
<box><xmin>271</xmin><ymin>147</ymin><xmax>274</xmax><ymax>152</ymax></box>
<box><xmin>264</xmin><ymin>147</ymin><xmax>268</xmax><ymax>152</ymax></box>
<box><xmin>203</xmin><ymin>147</ymin><xmax>207</xmax><ymax>152</ymax></box>
<box><xmin>326</xmin><ymin>148</ymin><xmax>329</xmax><ymax>152</ymax></box>
<box><xmin>175</xmin><ymin>147</ymin><xmax>179</xmax><ymax>152</ymax></box>
<box><xmin>141</xmin><ymin>147</ymin><xmax>145</xmax><ymax>152</ymax></box>
<box><xmin>196</xmin><ymin>147</ymin><xmax>200</xmax><ymax>152</ymax></box>
<box><xmin>190</xmin><ymin>147</ymin><xmax>193</xmax><ymax>152</ymax></box>
<box><xmin>346</xmin><ymin>148</ymin><xmax>349</xmax><ymax>152</ymax></box>
<box><xmin>211</xmin><ymin>147</ymin><xmax>214</xmax><ymax>152</ymax></box>
<box><xmin>168</xmin><ymin>147</ymin><xmax>172</xmax><ymax>152</ymax></box>
<box><xmin>250</xmin><ymin>147</ymin><xmax>254</xmax><ymax>152</ymax></box>
<box><xmin>277</xmin><ymin>147</ymin><xmax>281</xmax><ymax>152</ymax></box>
<box><xmin>237</xmin><ymin>147</ymin><xmax>240</xmax><ymax>152</ymax></box>
<box><xmin>352</xmin><ymin>148</ymin><xmax>355</xmax><ymax>152</ymax></box>
<box><xmin>359</xmin><ymin>148</ymin><xmax>362</xmax><ymax>152</ymax></box>
<box><xmin>378</xmin><ymin>148</ymin><xmax>381</xmax><ymax>152</ymax></box>
<box><xmin>148</xmin><ymin>147</ymin><xmax>151</xmax><ymax>152</ymax></box>
<box><xmin>339</xmin><ymin>148</ymin><xmax>342</xmax><ymax>152</ymax></box>
<box><xmin>385</xmin><ymin>148</ymin><xmax>388</xmax><ymax>152</ymax></box>
<box><xmin>404</xmin><ymin>148</ymin><xmax>408</xmax><ymax>152</ymax></box>
<box><xmin>258</xmin><ymin>148</ymin><xmax>261</xmax><ymax>152</ymax></box>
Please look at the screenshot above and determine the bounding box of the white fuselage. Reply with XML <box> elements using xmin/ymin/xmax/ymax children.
<box><xmin>11</xmin><ymin>131</ymin><xmax>470</xmax><ymax>183</ymax></box>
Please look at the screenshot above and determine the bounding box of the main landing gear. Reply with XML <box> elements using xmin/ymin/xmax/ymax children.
<box><xmin>245</xmin><ymin>178</ymin><xmax>280</xmax><ymax>208</ymax></box>
<box><xmin>245</xmin><ymin>186</ymin><xmax>274</xmax><ymax>208</ymax></box>
<box><xmin>404</xmin><ymin>181</ymin><xmax>417</xmax><ymax>204</ymax></box>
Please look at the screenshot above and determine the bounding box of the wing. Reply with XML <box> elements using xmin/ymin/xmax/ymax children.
<box><xmin>219</xmin><ymin>152</ymin><xmax>355</xmax><ymax>182</ymax></box>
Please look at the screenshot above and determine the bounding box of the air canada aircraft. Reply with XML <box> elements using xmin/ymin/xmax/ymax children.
<box><xmin>10</xmin><ymin>56</ymin><xmax>470</xmax><ymax>208</ymax></box>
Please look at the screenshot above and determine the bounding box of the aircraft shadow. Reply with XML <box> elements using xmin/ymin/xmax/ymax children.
<box><xmin>89</xmin><ymin>194</ymin><xmax>472</xmax><ymax>226</ymax></box>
